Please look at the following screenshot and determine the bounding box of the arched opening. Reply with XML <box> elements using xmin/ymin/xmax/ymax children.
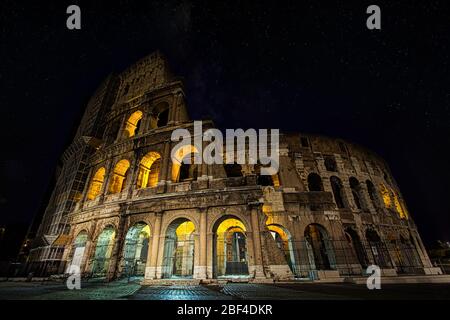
<box><xmin>171</xmin><ymin>145</ymin><xmax>200</xmax><ymax>182</ymax></box>
<box><xmin>330</xmin><ymin>176</ymin><xmax>346</xmax><ymax>208</ymax></box>
<box><xmin>213</xmin><ymin>217</ymin><xmax>249</xmax><ymax>277</ymax></box>
<box><xmin>122</xmin><ymin>223</ymin><xmax>150</xmax><ymax>277</ymax></box>
<box><xmin>68</xmin><ymin>231</ymin><xmax>88</xmax><ymax>272</ymax></box>
<box><xmin>161</xmin><ymin>219</ymin><xmax>195</xmax><ymax>278</ymax></box>
<box><xmin>344</xmin><ymin>227</ymin><xmax>369</xmax><ymax>268</ymax></box>
<box><xmin>136</xmin><ymin>152</ymin><xmax>161</xmax><ymax>189</ymax></box>
<box><xmin>304</xmin><ymin>224</ymin><xmax>336</xmax><ymax>270</ymax></box>
<box><xmin>267</xmin><ymin>224</ymin><xmax>297</xmax><ymax>274</ymax></box>
<box><xmin>87</xmin><ymin>167</ymin><xmax>105</xmax><ymax>200</ymax></box>
<box><xmin>307</xmin><ymin>173</ymin><xmax>324</xmax><ymax>191</ymax></box>
<box><xmin>324</xmin><ymin>156</ymin><xmax>338</xmax><ymax>172</ymax></box>
<box><xmin>379</xmin><ymin>183</ymin><xmax>392</xmax><ymax>208</ymax></box>
<box><xmin>91</xmin><ymin>226</ymin><xmax>116</xmax><ymax>276</ymax></box>
<box><xmin>108</xmin><ymin>159</ymin><xmax>130</xmax><ymax>194</ymax></box>
<box><xmin>366</xmin><ymin>180</ymin><xmax>379</xmax><ymax>208</ymax></box>
<box><xmin>124</xmin><ymin>110</ymin><xmax>143</xmax><ymax>138</ymax></box>
<box><xmin>224</xmin><ymin>164</ymin><xmax>243</xmax><ymax>177</ymax></box>
<box><xmin>349</xmin><ymin>177</ymin><xmax>364</xmax><ymax>210</ymax></box>
<box><xmin>149</xmin><ymin>102</ymin><xmax>170</xmax><ymax>129</ymax></box>
<box><xmin>365</xmin><ymin>229</ymin><xmax>391</xmax><ymax>267</ymax></box>
<box><xmin>254</xmin><ymin>163</ymin><xmax>280</xmax><ymax>187</ymax></box>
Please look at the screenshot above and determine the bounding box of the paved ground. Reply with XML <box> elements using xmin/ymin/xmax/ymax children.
<box><xmin>0</xmin><ymin>279</ymin><xmax>449</xmax><ymax>300</ymax></box>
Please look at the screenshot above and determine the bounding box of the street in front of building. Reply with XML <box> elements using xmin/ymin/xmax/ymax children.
<box><xmin>0</xmin><ymin>280</ymin><xmax>449</xmax><ymax>300</ymax></box>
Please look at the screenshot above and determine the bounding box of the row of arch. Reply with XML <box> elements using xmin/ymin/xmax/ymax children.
<box><xmin>307</xmin><ymin>173</ymin><xmax>408</xmax><ymax>218</ymax></box>
<box><xmin>69</xmin><ymin>216</ymin><xmax>423</xmax><ymax>279</ymax></box>
<box><xmin>105</xmin><ymin>104</ymin><xmax>170</xmax><ymax>145</ymax></box>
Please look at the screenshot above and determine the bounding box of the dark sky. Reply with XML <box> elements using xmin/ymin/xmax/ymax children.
<box><xmin>0</xmin><ymin>1</ymin><xmax>449</xmax><ymax>246</ymax></box>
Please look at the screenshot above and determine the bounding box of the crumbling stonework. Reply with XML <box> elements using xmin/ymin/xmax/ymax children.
<box><xmin>28</xmin><ymin>52</ymin><xmax>441</xmax><ymax>282</ymax></box>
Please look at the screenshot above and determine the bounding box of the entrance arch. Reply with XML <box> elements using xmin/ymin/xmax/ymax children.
<box><xmin>213</xmin><ymin>217</ymin><xmax>249</xmax><ymax>277</ymax></box>
<box><xmin>91</xmin><ymin>226</ymin><xmax>116</xmax><ymax>276</ymax></box>
<box><xmin>304</xmin><ymin>224</ymin><xmax>336</xmax><ymax>270</ymax></box>
<box><xmin>68</xmin><ymin>230</ymin><xmax>88</xmax><ymax>272</ymax></box>
<box><xmin>267</xmin><ymin>224</ymin><xmax>297</xmax><ymax>274</ymax></box>
<box><xmin>345</xmin><ymin>227</ymin><xmax>369</xmax><ymax>268</ymax></box>
<box><xmin>122</xmin><ymin>223</ymin><xmax>150</xmax><ymax>277</ymax></box>
<box><xmin>161</xmin><ymin>218</ymin><xmax>195</xmax><ymax>278</ymax></box>
<box><xmin>365</xmin><ymin>229</ymin><xmax>391</xmax><ymax>267</ymax></box>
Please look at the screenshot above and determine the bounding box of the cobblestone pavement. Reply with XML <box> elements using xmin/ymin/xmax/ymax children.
<box><xmin>0</xmin><ymin>280</ymin><xmax>449</xmax><ymax>300</ymax></box>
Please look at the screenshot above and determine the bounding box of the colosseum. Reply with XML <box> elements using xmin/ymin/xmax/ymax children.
<box><xmin>28</xmin><ymin>52</ymin><xmax>442</xmax><ymax>283</ymax></box>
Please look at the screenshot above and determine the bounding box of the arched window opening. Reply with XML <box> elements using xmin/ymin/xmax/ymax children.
<box><xmin>304</xmin><ymin>224</ymin><xmax>336</xmax><ymax>270</ymax></box>
<box><xmin>157</xmin><ymin>109</ymin><xmax>169</xmax><ymax>127</ymax></box>
<box><xmin>307</xmin><ymin>173</ymin><xmax>323</xmax><ymax>191</ymax></box>
<box><xmin>67</xmin><ymin>231</ymin><xmax>88</xmax><ymax>272</ymax></box>
<box><xmin>124</xmin><ymin>110</ymin><xmax>143</xmax><ymax>138</ymax></box>
<box><xmin>171</xmin><ymin>145</ymin><xmax>199</xmax><ymax>182</ymax></box>
<box><xmin>392</xmin><ymin>191</ymin><xmax>408</xmax><ymax>219</ymax></box>
<box><xmin>366</xmin><ymin>180</ymin><xmax>379</xmax><ymax>208</ymax></box>
<box><xmin>267</xmin><ymin>224</ymin><xmax>297</xmax><ymax>274</ymax></box>
<box><xmin>379</xmin><ymin>183</ymin><xmax>392</xmax><ymax>208</ymax></box>
<box><xmin>345</xmin><ymin>227</ymin><xmax>368</xmax><ymax>268</ymax></box>
<box><xmin>324</xmin><ymin>156</ymin><xmax>338</xmax><ymax>172</ymax></box>
<box><xmin>162</xmin><ymin>219</ymin><xmax>195</xmax><ymax>278</ymax></box>
<box><xmin>106</xmin><ymin>120</ymin><xmax>121</xmax><ymax>145</ymax></box>
<box><xmin>92</xmin><ymin>226</ymin><xmax>116</xmax><ymax>276</ymax></box>
<box><xmin>224</xmin><ymin>164</ymin><xmax>243</xmax><ymax>177</ymax></box>
<box><xmin>122</xmin><ymin>223</ymin><xmax>150</xmax><ymax>277</ymax></box>
<box><xmin>213</xmin><ymin>217</ymin><xmax>249</xmax><ymax>277</ymax></box>
<box><xmin>87</xmin><ymin>167</ymin><xmax>105</xmax><ymax>200</ymax></box>
<box><xmin>330</xmin><ymin>176</ymin><xmax>346</xmax><ymax>208</ymax></box>
<box><xmin>136</xmin><ymin>152</ymin><xmax>161</xmax><ymax>189</ymax></box>
<box><xmin>254</xmin><ymin>163</ymin><xmax>280</xmax><ymax>187</ymax></box>
<box><xmin>109</xmin><ymin>159</ymin><xmax>130</xmax><ymax>194</ymax></box>
<box><xmin>349</xmin><ymin>177</ymin><xmax>365</xmax><ymax>210</ymax></box>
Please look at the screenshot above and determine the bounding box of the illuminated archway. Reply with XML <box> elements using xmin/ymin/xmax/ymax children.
<box><xmin>304</xmin><ymin>224</ymin><xmax>336</xmax><ymax>270</ymax></box>
<box><xmin>365</xmin><ymin>229</ymin><xmax>391</xmax><ymax>268</ymax></box>
<box><xmin>171</xmin><ymin>145</ymin><xmax>200</xmax><ymax>182</ymax></box>
<box><xmin>87</xmin><ymin>167</ymin><xmax>105</xmax><ymax>200</ymax></box>
<box><xmin>136</xmin><ymin>152</ymin><xmax>161</xmax><ymax>188</ymax></box>
<box><xmin>68</xmin><ymin>231</ymin><xmax>88</xmax><ymax>272</ymax></box>
<box><xmin>267</xmin><ymin>224</ymin><xmax>297</xmax><ymax>274</ymax></box>
<box><xmin>108</xmin><ymin>159</ymin><xmax>130</xmax><ymax>194</ymax></box>
<box><xmin>124</xmin><ymin>110</ymin><xmax>143</xmax><ymax>138</ymax></box>
<box><xmin>161</xmin><ymin>219</ymin><xmax>195</xmax><ymax>278</ymax></box>
<box><xmin>122</xmin><ymin>223</ymin><xmax>150</xmax><ymax>277</ymax></box>
<box><xmin>213</xmin><ymin>217</ymin><xmax>249</xmax><ymax>277</ymax></box>
<box><xmin>92</xmin><ymin>226</ymin><xmax>116</xmax><ymax>276</ymax></box>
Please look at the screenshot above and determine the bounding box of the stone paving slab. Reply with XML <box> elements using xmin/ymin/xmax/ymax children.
<box><xmin>129</xmin><ymin>285</ymin><xmax>233</xmax><ymax>300</ymax></box>
<box><xmin>220</xmin><ymin>283</ymin><xmax>351</xmax><ymax>300</ymax></box>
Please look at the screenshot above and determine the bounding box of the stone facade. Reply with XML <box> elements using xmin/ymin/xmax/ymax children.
<box><xmin>29</xmin><ymin>52</ymin><xmax>441</xmax><ymax>282</ymax></box>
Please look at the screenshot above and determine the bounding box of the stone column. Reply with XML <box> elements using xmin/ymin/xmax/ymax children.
<box><xmin>145</xmin><ymin>212</ymin><xmax>163</xmax><ymax>280</ymax></box>
<box><xmin>194</xmin><ymin>207</ymin><xmax>208</xmax><ymax>279</ymax></box>
<box><xmin>107</xmin><ymin>215</ymin><xmax>126</xmax><ymax>281</ymax></box>
<box><xmin>158</xmin><ymin>142</ymin><xmax>171</xmax><ymax>186</ymax></box>
<box><xmin>249</xmin><ymin>202</ymin><xmax>266</xmax><ymax>279</ymax></box>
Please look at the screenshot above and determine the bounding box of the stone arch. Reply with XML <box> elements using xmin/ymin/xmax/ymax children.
<box><xmin>91</xmin><ymin>225</ymin><xmax>116</xmax><ymax>276</ymax></box>
<box><xmin>212</xmin><ymin>215</ymin><xmax>250</xmax><ymax>277</ymax></box>
<box><xmin>171</xmin><ymin>144</ymin><xmax>200</xmax><ymax>182</ymax></box>
<box><xmin>304</xmin><ymin>223</ymin><xmax>337</xmax><ymax>270</ymax></box>
<box><xmin>349</xmin><ymin>177</ymin><xmax>365</xmax><ymax>210</ymax></box>
<box><xmin>86</xmin><ymin>167</ymin><xmax>106</xmax><ymax>200</ymax></box>
<box><xmin>307</xmin><ymin>172</ymin><xmax>324</xmax><ymax>191</ymax></box>
<box><xmin>344</xmin><ymin>227</ymin><xmax>369</xmax><ymax>268</ymax></box>
<box><xmin>150</xmin><ymin>101</ymin><xmax>170</xmax><ymax>129</ymax></box>
<box><xmin>330</xmin><ymin>176</ymin><xmax>346</xmax><ymax>209</ymax></box>
<box><xmin>161</xmin><ymin>217</ymin><xmax>196</xmax><ymax>278</ymax></box>
<box><xmin>266</xmin><ymin>224</ymin><xmax>298</xmax><ymax>274</ymax></box>
<box><xmin>108</xmin><ymin>159</ymin><xmax>131</xmax><ymax>194</ymax></box>
<box><xmin>136</xmin><ymin>151</ymin><xmax>161</xmax><ymax>188</ymax></box>
<box><xmin>365</xmin><ymin>228</ymin><xmax>391</xmax><ymax>268</ymax></box>
<box><xmin>124</xmin><ymin>110</ymin><xmax>143</xmax><ymax>138</ymax></box>
<box><xmin>366</xmin><ymin>180</ymin><xmax>379</xmax><ymax>209</ymax></box>
<box><xmin>121</xmin><ymin>222</ymin><xmax>151</xmax><ymax>277</ymax></box>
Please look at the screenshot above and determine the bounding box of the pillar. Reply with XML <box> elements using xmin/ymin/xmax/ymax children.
<box><xmin>145</xmin><ymin>212</ymin><xmax>162</xmax><ymax>280</ymax></box>
<box><xmin>249</xmin><ymin>202</ymin><xmax>266</xmax><ymax>279</ymax></box>
<box><xmin>194</xmin><ymin>207</ymin><xmax>208</xmax><ymax>279</ymax></box>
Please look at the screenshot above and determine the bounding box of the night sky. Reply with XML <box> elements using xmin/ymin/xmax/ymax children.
<box><xmin>0</xmin><ymin>1</ymin><xmax>449</xmax><ymax>246</ymax></box>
